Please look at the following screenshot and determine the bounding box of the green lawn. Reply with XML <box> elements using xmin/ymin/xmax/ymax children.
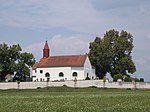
<box><xmin>0</xmin><ymin>87</ymin><xmax>149</xmax><ymax>112</ymax></box>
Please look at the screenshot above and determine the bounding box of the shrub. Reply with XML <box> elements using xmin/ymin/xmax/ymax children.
<box><xmin>132</xmin><ymin>77</ymin><xmax>144</xmax><ymax>82</ymax></box>
<box><xmin>140</xmin><ymin>78</ymin><xmax>144</xmax><ymax>82</ymax></box>
<box><xmin>124</xmin><ymin>76</ymin><xmax>132</xmax><ymax>82</ymax></box>
<box><xmin>113</xmin><ymin>74</ymin><xmax>123</xmax><ymax>82</ymax></box>
<box><xmin>134</xmin><ymin>78</ymin><xmax>140</xmax><ymax>82</ymax></box>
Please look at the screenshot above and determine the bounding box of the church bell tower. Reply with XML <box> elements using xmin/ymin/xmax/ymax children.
<box><xmin>43</xmin><ymin>40</ymin><xmax>50</xmax><ymax>58</ymax></box>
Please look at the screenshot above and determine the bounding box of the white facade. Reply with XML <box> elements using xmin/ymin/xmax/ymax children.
<box><xmin>32</xmin><ymin>57</ymin><xmax>95</xmax><ymax>82</ymax></box>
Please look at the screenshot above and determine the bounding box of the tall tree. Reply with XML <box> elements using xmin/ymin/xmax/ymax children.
<box><xmin>0</xmin><ymin>43</ymin><xmax>35</xmax><ymax>81</ymax></box>
<box><xmin>89</xmin><ymin>29</ymin><xmax>136</xmax><ymax>79</ymax></box>
<box><xmin>89</xmin><ymin>37</ymin><xmax>112</xmax><ymax>79</ymax></box>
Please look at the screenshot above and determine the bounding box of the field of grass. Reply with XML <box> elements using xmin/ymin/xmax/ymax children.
<box><xmin>0</xmin><ymin>86</ymin><xmax>149</xmax><ymax>112</ymax></box>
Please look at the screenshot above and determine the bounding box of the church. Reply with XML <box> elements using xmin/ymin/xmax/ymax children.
<box><xmin>32</xmin><ymin>41</ymin><xmax>95</xmax><ymax>82</ymax></box>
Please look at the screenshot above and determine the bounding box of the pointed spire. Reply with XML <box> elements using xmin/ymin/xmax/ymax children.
<box><xmin>44</xmin><ymin>40</ymin><xmax>49</xmax><ymax>49</ymax></box>
<box><xmin>43</xmin><ymin>40</ymin><xmax>50</xmax><ymax>58</ymax></box>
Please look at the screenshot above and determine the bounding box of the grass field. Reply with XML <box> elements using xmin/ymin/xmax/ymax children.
<box><xmin>0</xmin><ymin>86</ymin><xmax>149</xmax><ymax>112</ymax></box>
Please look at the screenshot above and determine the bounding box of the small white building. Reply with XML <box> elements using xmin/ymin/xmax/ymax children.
<box><xmin>32</xmin><ymin>41</ymin><xmax>95</xmax><ymax>81</ymax></box>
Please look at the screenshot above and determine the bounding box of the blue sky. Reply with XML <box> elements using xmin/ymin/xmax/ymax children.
<box><xmin>0</xmin><ymin>0</ymin><xmax>150</xmax><ymax>81</ymax></box>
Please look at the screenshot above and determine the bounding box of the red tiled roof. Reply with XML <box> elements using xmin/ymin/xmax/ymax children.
<box><xmin>33</xmin><ymin>54</ymin><xmax>87</xmax><ymax>69</ymax></box>
<box><xmin>32</xmin><ymin>62</ymin><xmax>39</xmax><ymax>70</ymax></box>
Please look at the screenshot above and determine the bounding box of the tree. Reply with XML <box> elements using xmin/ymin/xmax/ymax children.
<box><xmin>0</xmin><ymin>43</ymin><xmax>35</xmax><ymax>81</ymax></box>
<box><xmin>89</xmin><ymin>37</ymin><xmax>113</xmax><ymax>79</ymax></box>
<box><xmin>89</xmin><ymin>29</ymin><xmax>136</xmax><ymax>79</ymax></box>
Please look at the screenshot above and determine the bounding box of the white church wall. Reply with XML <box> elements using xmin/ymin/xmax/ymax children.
<box><xmin>32</xmin><ymin>69</ymin><xmax>38</xmax><ymax>81</ymax></box>
<box><xmin>44</xmin><ymin>67</ymin><xmax>71</xmax><ymax>81</ymax></box>
<box><xmin>33</xmin><ymin>67</ymin><xmax>91</xmax><ymax>81</ymax></box>
<box><xmin>83</xmin><ymin>57</ymin><xmax>95</xmax><ymax>79</ymax></box>
<box><xmin>33</xmin><ymin>67</ymin><xmax>72</xmax><ymax>81</ymax></box>
<box><xmin>71</xmin><ymin>67</ymin><xmax>84</xmax><ymax>80</ymax></box>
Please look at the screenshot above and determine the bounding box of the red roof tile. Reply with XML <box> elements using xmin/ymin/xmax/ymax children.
<box><xmin>33</xmin><ymin>54</ymin><xmax>87</xmax><ymax>69</ymax></box>
<box><xmin>32</xmin><ymin>62</ymin><xmax>39</xmax><ymax>70</ymax></box>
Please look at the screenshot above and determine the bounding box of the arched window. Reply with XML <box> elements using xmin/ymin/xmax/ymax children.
<box><xmin>72</xmin><ymin>72</ymin><xmax>78</xmax><ymax>77</ymax></box>
<box><xmin>45</xmin><ymin>72</ymin><xmax>50</xmax><ymax>77</ymax></box>
<box><xmin>59</xmin><ymin>72</ymin><xmax>64</xmax><ymax>77</ymax></box>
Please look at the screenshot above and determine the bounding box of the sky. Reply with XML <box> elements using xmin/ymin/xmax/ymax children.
<box><xmin>0</xmin><ymin>0</ymin><xmax>150</xmax><ymax>81</ymax></box>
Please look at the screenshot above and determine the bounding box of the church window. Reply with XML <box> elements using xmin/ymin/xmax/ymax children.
<box><xmin>72</xmin><ymin>72</ymin><xmax>78</xmax><ymax>77</ymax></box>
<box><xmin>45</xmin><ymin>72</ymin><xmax>50</xmax><ymax>77</ymax></box>
<box><xmin>40</xmin><ymin>70</ymin><xmax>43</xmax><ymax>74</ymax></box>
<box><xmin>59</xmin><ymin>72</ymin><xmax>64</xmax><ymax>77</ymax></box>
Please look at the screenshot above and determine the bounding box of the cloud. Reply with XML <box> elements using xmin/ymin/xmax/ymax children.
<box><xmin>24</xmin><ymin>34</ymin><xmax>90</xmax><ymax>61</ymax></box>
<box><xmin>92</xmin><ymin>0</ymin><xmax>138</xmax><ymax>11</ymax></box>
<box><xmin>23</xmin><ymin>42</ymin><xmax>44</xmax><ymax>61</ymax></box>
<box><xmin>0</xmin><ymin>0</ymin><xmax>101</xmax><ymax>34</ymax></box>
<box><xmin>134</xmin><ymin>58</ymin><xmax>146</xmax><ymax>66</ymax></box>
<box><xmin>49</xmin><ymin>35</ymin><xmax>90</xmax><ymax>55</ymax></box>
<box><xmin>0</xmin><ymin>0</ymin><xmax>150</xmax><ymax>36</ymax></box>
<box><xmin>133</xmin><ymin>57</ymin><xmax>150</xmax><ymax>81</ymax></box>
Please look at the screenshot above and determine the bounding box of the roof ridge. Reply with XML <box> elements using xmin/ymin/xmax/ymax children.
<box><xmin>50</xmin><ymin>54</ymin><xmax>87</xmax><ymax>57</ymax></box>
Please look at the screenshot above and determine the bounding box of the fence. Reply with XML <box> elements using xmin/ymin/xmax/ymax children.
<box><xmin>0</xmin><ymin>80</ymin><xmax>150</xmax><ymax>89</ymax></box>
